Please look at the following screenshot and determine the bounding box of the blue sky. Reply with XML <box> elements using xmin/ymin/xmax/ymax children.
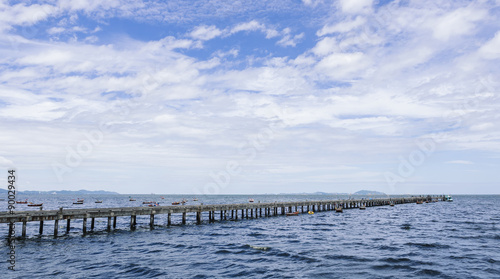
<box><xmin>0</xmin><ymin>0</ymin><xmax>499</xmax><ymax>194</ymax></box>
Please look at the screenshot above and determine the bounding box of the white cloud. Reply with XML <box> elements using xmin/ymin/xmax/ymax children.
<box><xmin>48</xmin><ymin>27</ymin><xmax>66</xmax><ymax>34</ymax></box>
<box><xmin>338</xmin><ymin>0</ymin><xmax>373</xmax><ymax>14</ymax></box>
<box><xmin>431</xmin><ymin>7</ymin><xmax>488</xmax><ymax>41</ymax></box>
<box><xmin>231</xmin><ymin>20</ymin><xmax>279</xmax><ymax>38</ymax></box>
<box><xmin>190</xmin><ymin>25</ymin><xmax>222</xmax><ymax>41</ymax></box>
<box><xmin>311</xmin><ymin>36</ymin><xmax>338</xmax><ymax>56</ymax></box>
<box><xmin>478</xmin><ymin>31</ymin><xmax>500</xmax><ymax>59</ymax></box>
<box><xmin>277</xmin><ymin>32</ymin><xmax>304</xmax><ymax>47</ymax></box>
<box><xmin>315</xmin><ymin>51</ymin><xmax>367</xmax><ymax>79</ymax></box>
<box><xmin>317</xmin><ymin>16</ymin><xmax>366</xmax><ymax>36</ymax></box>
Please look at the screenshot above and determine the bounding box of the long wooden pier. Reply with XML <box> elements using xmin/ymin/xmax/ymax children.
<box><xmin>1</xmin><ymin>196</ymin><xmax>439</xmax><ymax>238</ymax></box>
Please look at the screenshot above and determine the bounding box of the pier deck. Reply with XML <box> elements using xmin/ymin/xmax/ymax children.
<box><xmin>1</xmin><ymin>196</ymin><xmax>438</xmax><ymax>237</ymax></box>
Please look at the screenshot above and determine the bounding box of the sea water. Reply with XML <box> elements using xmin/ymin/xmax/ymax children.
<box><xmin>1</xmin><ymin>195</ymin><xmax>499</xmax><ymax>278</ymax></box>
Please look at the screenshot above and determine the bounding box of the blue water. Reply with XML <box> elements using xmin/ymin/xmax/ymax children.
<box><xmin>1</xmin><ymin>195</ymin><xmax>500</xmax><ymax>278</ymax></box>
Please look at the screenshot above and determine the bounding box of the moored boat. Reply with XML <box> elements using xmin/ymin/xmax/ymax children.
<box><xmin>286</xmin><ymin>211</ymin><xmax>300</xmax><ymax>216</ymax></box>
<box><xmin>359</xmin><ymin>205</ymin><xmax>366</xmax><ymax>210</ymax></box>
<box><xmin>172</xmin><ymin>201</ymin><xmax>180</xmax><ymax>205</ymax></box>
<box><xmin>248</xmin><ymin>198</ymin><xmax>254</xmax><ymax>203</ymax></box>
<box><xmin>73</xmin><ymin>201</ymin><xmax>83</xmax><ymax>205</ymax></box>
<box><xmin>16</xmin><ymin>200</ymin><xmax>28</xmax><ymax>204</ymax></box>
<box><xmin>308</xmin><ymin>211</ymin><xmax>314</xmax><ymax>214</ymax></box>
<box><xmin>95</xmin><ymin>200</ymin><xmax>103</xmax><ymax>203</ymax></box>
<box><xmin>28</xmin><ymin>202</ymin><xmax>43</xmax><ymax>207</ymax></box>
<box><xmin>335</xmin><ymin>207</ymin><xmax>343</xmax><ymax>213</ymax></box>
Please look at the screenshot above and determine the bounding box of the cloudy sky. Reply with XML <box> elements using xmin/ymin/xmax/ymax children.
<box><xmin>0</xmin><ymin>0</ymin><xmax>499</xmax><ymax>195</ymax></box>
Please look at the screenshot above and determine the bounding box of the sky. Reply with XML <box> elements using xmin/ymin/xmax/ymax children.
<box><xmin>0</xmin><ymin>0</ymin><xmax>499</xmax><ymax>195</ymax></box>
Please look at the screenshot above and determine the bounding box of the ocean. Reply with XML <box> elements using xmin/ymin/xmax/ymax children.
<box><xmin>1</xmin><ymin>194</ymin><xmax>499</xmax><ymax>278</ymax></box>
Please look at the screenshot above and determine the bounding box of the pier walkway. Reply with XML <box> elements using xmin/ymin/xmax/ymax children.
<box><xmin>1</xmin><ymin>196</ymin><xmax>438</xmax><ymax>237</ymax></box>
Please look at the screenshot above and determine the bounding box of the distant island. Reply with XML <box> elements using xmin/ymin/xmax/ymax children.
<box><xmin>0</xmin><ymin>189</ymin><xmax>119</xmax><ymax>195</ymax></box>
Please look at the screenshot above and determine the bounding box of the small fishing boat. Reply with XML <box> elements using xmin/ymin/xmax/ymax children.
<box><xmin>416</xmin><ymin>200</ymin><xmax>423</xmax><ymax>204</ymax></box>
<box><xmin>129</xmin><ymin>198</ymin><xmax>136</xmax><ymax>201</ymax></box>
<box><xmin>308</xmin><ymin>211</ymin><xmax>314</xmax><ymax>214</ymax></box>
<box><xmin>444</xmin><ymin>195</ymin><xmax>453</xmax><ymax>202</ymax></box>
<box><xmin>286</xmin><ymin>211</ymin><xmax>300</xmax><ymax>216</ymax></box>
<box><xmin>73</xmin><ymin>201</ymin><xmax>83</xmax><ymax>205</ymax></box>
<box><xmin>248</xmin><ymin>198</ymin><xmax>254</xmax><ymax>203</ymax></box>
<box><xmin>16</xmin><ymin>200</ymin><xmax>28</xmax><ymax>204</ymax></box>
<box><xmin>335</xmin><ymin>207</ymin><xmax>343</xmax><ymax>213</ymax></box>
<box><xmin>193</xmin><ymin>198</ymin><xmax>198</xmax><ymax>201</ymax></box>
<box><xmin>143</xmin><ymin>201</ymin><xmax>153</xmax><ymax>204</ymax></box>
<box><xmin>28</xmin><ymin>202</ymin><xmax>43</xmax><ymax>207</ymax></box>
<box><xmin>95</xmin><ymin>200</ymin><xmax>103</xmax><ymax>203</ymax></box>
<box><xmin>390</xmin><ymin>202</ymin><xmax>395</xmax><ymax>206</ymax></box>
<box><xmin>359</xmin><ymin>205</ymin><xmax>366</xmax><ymax>210</ymax></box>
<box><xmin>148</xmin><ymin>202</ymin><xmax>160</xmax><ymax>207</ymax></box>
<box><xmin>76</xmin><ymin>198</ymin><xmax>84</xmax><ymax>203</ymax></box>
<box><xmin>172</xmin><ymin>201</ymin><xmax>180</xmax><ymax>205</ymax></box>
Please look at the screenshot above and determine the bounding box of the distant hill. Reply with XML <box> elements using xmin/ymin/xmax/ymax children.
<box><xmin>0</xmin><ymin>189</ymin><xmax>119</xmax><ymax>195</ymax></box>
<box><xmin>354</xmin><ymin>190</ymin><xmax>386</xmax><ymax>195</ymax></box>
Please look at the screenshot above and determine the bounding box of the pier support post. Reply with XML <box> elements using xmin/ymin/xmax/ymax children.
<box><xmin>54</xmin><ymin>219</ymin><xmax>59</xmax><ymax>237</ymax></box>
<box><xmin>231</xmin><ymin>210</ymin><xmax>234</xmax><ymax>219</ymax></box>
<box><xmin>67</xmin><ymin>219</ymin><xmax>71</xmax><ymax>233</ymax></box>
<box><xmin>208</xmin><ymin>211</ymin><xmax>212</xmax><ymax>221</ymax></box>
<box><xmin>113</xmin><ymin>216</ymin><xmax>117</xmax><ymax>228</ymax></box>
<box><xmin>22</xmin><ymin>220</ymin><xmax>27</xmax><ymax>238</ymax></box>
<box><xmin>182</xmin><ymin>212</ymin><xmax>186</xmax><ymax>225</ymax></box>
<box><xmin>130</xmin><ymin>215</ymin><xmax>136</xmax><ymax>230</ymax></box>
<box><xmin>107</xmin><ymin>217</ymin><xmax>111</xmax><ymax>232</ymax></box>
<box><xmin>168</xmin><ymin>213</ymin><xmax>172</xmax><ymax>225</ymax></box>
<box><xmin>82</xmin><ymin>218</ymin><xmax>87</xmax><ymax>234</ymax></box>
<box><xmin>8</xmin><ymin>222</ymin><xmax>14</xmax><ymax>237</ymax></box>
<box><xmin>39</xmin><ymin>220</ymin><xmax>44</xmax><ymax>235</ymax></box>
<box><xmin>150</xmin><ymin>214</ymin><xmax>155</xmax><ymax>228</ymax></box>
<box><xmin>91</xmin><ymin>218</ymin><xmax>95</xmax><ymax>231</ymax></box>
<box><xmin>196</xmin><ymin>212</ymin><xmax>201</xmax><ymax>224</ymax></box>
<box><xmin>251</xmin><ymin>208</ymin><xmax>254</xmax><ymax>218</ymax></box>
